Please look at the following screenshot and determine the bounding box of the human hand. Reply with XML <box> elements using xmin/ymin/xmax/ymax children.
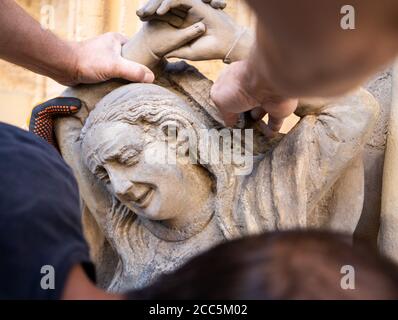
<box><xmin>211</xmin><ymin>60</ymin><xmax>298</xmax><ymax>137</ymax></box>
<box><xmin>137</xmin><ymin>0</ymin><xmax>251</xmax><ymax>62</ymax></box>
<box><xmin>122</xmin><ymin>20</ymin><xmax>206</xmax><ymax>70</ymax></box>
<box><xmin>67</xmin><ymin>33</ymin><xmax>155</xmax><ymax>86</ymax></box>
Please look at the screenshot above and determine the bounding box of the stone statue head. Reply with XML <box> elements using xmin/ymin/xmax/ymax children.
<box><xmin>79</xmin><ymin>78</ymin><xmax>264</xmax><ymax>241</ymax></box>
<box><xmin>81</xmin><ymin>84</ymin><xmax>211</xmax><ymax>222</ymax></box>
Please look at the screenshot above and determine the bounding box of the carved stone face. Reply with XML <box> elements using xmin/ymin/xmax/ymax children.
<box><xmin>82</xmin><ymin>120</ymin><xmax>206</xmax><ymax>221</ymax></box>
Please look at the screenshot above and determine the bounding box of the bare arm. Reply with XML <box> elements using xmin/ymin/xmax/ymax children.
<box><xmin>0</xmin><ymin>0</ymin><xmax>154</xmax><ymax>86</ymax></box>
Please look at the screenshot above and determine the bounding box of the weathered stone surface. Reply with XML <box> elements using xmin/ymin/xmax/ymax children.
<box><xmin>53</xmin><ymin>3</ymin><xmax>387</xmax><ymax>292</ymax></box>
<box><xmin>379</xmin><ymin>61</ymin><xmax>398</xmax><ymax>262</ymax></box>
<box><xmin>56</xmin><ymin>58</ymin><xmax>379</xmax><ymax>291</ymax></box>
<box><xmin>354</xmin><ymin>69</ymin><xmax>393</xmax><ymax>245</ymax></box>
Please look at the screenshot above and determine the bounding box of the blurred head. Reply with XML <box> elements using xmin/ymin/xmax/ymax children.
<box><xmin>128</xmin><ymin>230</ymin><xmax>398</xmax><ymax>299</ymax></box>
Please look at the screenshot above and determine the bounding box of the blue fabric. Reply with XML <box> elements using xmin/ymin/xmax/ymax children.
<box><xmin>0</xmin><ymin>122</ymin><xmax>94</xmax><ymax>299</ymax></box>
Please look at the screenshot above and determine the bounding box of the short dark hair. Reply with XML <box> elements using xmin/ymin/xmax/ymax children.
<box><xmin>127</xmin><ymin>230</ymin><xmax>398</xmax><ymax>300</ymax></box>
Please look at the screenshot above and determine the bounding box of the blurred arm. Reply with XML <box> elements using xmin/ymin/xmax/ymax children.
<box><xmin>245</xmin><ymin>0</ymin><xmax>398</xmax><ymax>97</ymax></box>
<box><xmin>211</xmin><ymin>0</ymin><xmax>398</xmax><ymax>133</ymax></box>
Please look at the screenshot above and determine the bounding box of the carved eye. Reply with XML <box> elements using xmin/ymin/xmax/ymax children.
<box><xmin>96</xmin><ymin>167</ymin><xmax>110</xmax><ymax>184</ymax></box>
<box><xmin>119</xmin><ymin>149</ymin><xmax>140</xmax><ymax>166</ymax></box>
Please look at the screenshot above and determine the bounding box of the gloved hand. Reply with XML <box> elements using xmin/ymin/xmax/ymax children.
<box><xmin>28</xmin><ymin>97</ymin><xmax>81</xmax><ymax>148</ymax></box>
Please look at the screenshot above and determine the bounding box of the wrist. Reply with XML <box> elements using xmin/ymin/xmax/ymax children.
<box><xmin>224</xmin><ymin>28</ymin><xmax>255</xmax><ymax>64</ymax></box>
<box><xmin>52</xmin><ymin>40</ymin><xmax>80</xmax><ymax>86</ymax></box>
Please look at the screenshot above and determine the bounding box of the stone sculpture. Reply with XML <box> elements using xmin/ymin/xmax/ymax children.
<box><xmin>55</xmin><ymin>1</ymin><xmax>379</xmax><ymax>291</ymax></box>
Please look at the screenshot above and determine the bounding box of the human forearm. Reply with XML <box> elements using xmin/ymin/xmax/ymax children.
<box><xmin>0</xmin><ymin>0</ymin><xmax>77</xmax><ymax>84</ymax></box>
<box><xmin>0</xmin><ymin>0</ymin><xmax>155</xmax><ymax>86</ymax></box>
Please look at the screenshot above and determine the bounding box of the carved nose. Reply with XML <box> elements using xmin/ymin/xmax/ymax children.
<box><xmin>113</xmin><ymin>180</ymin><xmax>134</xmax><ymax>199</ymax></box>
<box><xmin>114</xmin><ymin>181</ymin><xmax>150</xmax><ymax>203</ymax></box>
<box><xmin>130</xmin><ymin>183</ymin><xmax>151</xmax><ymax>201</ymax></box>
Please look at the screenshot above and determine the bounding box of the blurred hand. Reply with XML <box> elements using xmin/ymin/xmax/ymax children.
<box><xmin>67</xmin><ymin>33</ymin><xmax>155</xmax><ymax>86</ymax></box>
<box><xmin>137</xmin><ymin>0</ymin><xmax>244</xmax><ymax>61</ymax></box>
<box><xmin>211</xmin><ymin>60</ymin><xmax>298</xmax><ymax>137</ymax></box>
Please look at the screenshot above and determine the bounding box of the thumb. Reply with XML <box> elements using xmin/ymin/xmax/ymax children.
<box><xmin>171</xmin><ymin>22</ymin><xmax>206</xmax><ymax>51</ymax></box>
<box><xmin>115</xmin><ymin>59</ymin><xmax>155</xmax><ymax>83</ymax></box>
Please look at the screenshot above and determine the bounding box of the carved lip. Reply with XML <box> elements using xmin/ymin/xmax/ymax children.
<box><xmin>134</xmin><ymin>188</ymin><xmax>155</xmax><ymax>208</ymax></box>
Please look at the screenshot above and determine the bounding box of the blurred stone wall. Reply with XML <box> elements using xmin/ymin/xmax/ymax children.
<box><xmin>0</xmin><ymin>0</ymin><xmax>259</xmax><ymax>128</ymax></box>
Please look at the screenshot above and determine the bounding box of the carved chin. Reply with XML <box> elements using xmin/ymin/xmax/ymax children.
<box><xmin>134</xmin><ymin>188</ymin><xmax>156</xmax><ymax>209</ymax></box>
